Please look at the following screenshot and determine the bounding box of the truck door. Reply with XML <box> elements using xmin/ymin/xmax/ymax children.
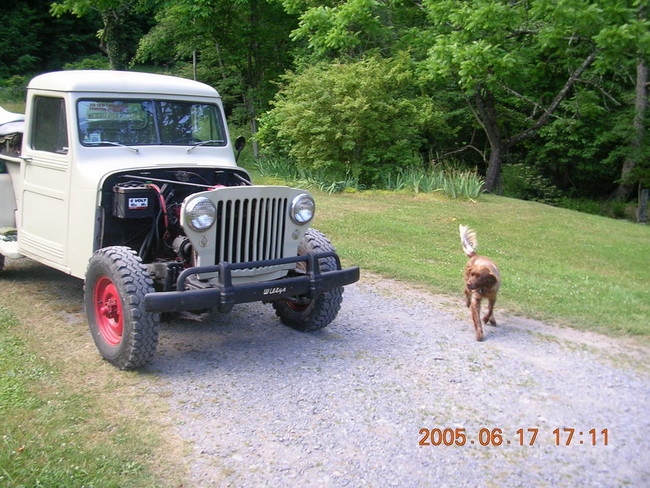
<box><xmin>19</xmin><ymin>96</ymin><xmax>71</xmax><ymax>270</ymax></box>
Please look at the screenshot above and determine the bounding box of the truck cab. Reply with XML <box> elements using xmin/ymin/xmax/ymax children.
<box><xmin>0</xmin><ymin>70</ymin><xmax>359</xmax><ymax>369</ymax></box>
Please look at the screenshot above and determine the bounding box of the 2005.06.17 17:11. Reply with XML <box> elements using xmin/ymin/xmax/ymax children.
<box><xmin>419</xmin><ymin>428</ymin><xmax>609</xmax><ymax>446</ymax></box>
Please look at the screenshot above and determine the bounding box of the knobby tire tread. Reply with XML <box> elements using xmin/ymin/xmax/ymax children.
<box><xmin>273</xmin><ymin>229</ymin><xmax>344</xmax><ymax>332</ymax></box>
<box><xmin>85</xmin><ymin>246</ymin><xmax>159</xmax><ymax>370</ymax></box>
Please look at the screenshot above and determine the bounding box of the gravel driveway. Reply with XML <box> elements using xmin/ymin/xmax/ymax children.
<box><xmin>146</xmin><ymin>274</ymin><xmax>650</xmax><ymax>488</ymax></box>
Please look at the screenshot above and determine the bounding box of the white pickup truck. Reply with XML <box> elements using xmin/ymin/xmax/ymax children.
<box><xmin>0</xmin><ymin>70</ymin><xmax>359</xmax><ymax>369</ymax></box>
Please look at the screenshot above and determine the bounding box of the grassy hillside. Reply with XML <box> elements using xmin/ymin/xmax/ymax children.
<box><xmin>307</xmin><ymin>190</ymin><xmax>650</xmax><ymax>338</ymax></box>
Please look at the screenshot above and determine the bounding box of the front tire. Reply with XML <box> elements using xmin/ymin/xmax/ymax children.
<box><xmin>272</xmin><ymin>229</ymin><xmax>344</xmax><ymax>331</ymax></box>
<box><xmin>84</xmin><ymin>246</ymin><xmax>159</xmax><ymax>370</ymax></box>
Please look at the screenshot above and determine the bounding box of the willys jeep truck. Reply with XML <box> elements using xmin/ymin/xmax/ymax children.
<box><xmin>0</xmin><ymin>70</ymin><xmax>359</xmax><ymax>369</ymax></box>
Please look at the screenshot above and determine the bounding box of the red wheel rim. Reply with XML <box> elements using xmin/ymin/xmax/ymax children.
<box><xmin>286</xmin><ymin>298</ymin><xmax>310</xmax><ymax>312</ymax></box>
<box><xmin>93</xmin><ymin>276</ymin><xmax>123</xmax><ymax>346</ymax></box>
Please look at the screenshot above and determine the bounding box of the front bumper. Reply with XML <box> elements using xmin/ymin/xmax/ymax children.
<box><xmin>143</xmin><ymin>252</ymin><xmax>360</xmax><ymax>313</ymax></box>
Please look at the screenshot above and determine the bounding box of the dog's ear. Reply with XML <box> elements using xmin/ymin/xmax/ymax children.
<box><xmin>480</xmin><ymin>271</ymin><xmax>497</xmax><ymax>287</ymax></box>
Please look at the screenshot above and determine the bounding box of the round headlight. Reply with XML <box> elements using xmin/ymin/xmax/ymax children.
<box><xmin>185</xmin><ymin>197</ymin><xmax>217</xmax><ymax>232</ymax></box>
<box><xmin>290</xmin><ymin>193</ymin><xmax>315</xmax><ymax>225</ymax></box>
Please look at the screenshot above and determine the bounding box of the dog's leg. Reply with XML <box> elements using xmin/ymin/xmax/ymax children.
<box><xmin>483</xmin><ymin>297</ymin><xmax>497</xmax><ymax>326</ymax></box>
<box><xmin>464</xmin><ymin>287</ymin><xmax>471</xmax><ymax>308</ymax></box>
<box><xmin>470</xmin><ymin>294</ymin><xmax>484</xmax><ymax>341</ymax></box>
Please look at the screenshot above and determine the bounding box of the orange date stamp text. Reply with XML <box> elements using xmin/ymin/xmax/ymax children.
<box><xmin>419</xmin><ymin>428</ymin><xmax>609</xmax><ymax>446</ymax></box>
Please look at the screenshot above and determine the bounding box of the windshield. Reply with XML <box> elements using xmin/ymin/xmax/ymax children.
<box><xmin>77</xmin><ymin>99</ymin><xmax>227</xmax><ymax>147</ymax></box>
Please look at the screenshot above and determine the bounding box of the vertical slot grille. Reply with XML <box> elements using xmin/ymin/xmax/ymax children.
<box><xmin>215</xmin><ymin>197</ymin><xmax>288</xmax><ymax>264</ymax></box>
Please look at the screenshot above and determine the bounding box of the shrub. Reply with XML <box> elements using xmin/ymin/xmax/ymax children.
<box><xmin>557</xmin><ymin>197</ymin><xmax>632</xmax><ymax>220</ymax></box>
<box><xmin>0</xmin><ymin>75</ymin><xmax>28</xmax><ymax>103</ymax></box>
<box><xmin>501</xmin><ymin>162</ymin><xmax>562</xmax><ymax>205</ymax></box>
<box><xmin>62</xmin><ymin>54</ymin><xmax>110</xmax><ymax>71</ymax></box>
<box><xmin>257</xmin><ymin>55</ymin><xmax>450</xmax><ymax>187</ymax></box>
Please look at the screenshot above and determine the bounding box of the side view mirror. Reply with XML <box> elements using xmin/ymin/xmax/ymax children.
<box><xmin>234</xmin><ymin>136</ymin><xmax>246</xmax><ymax>162</ymax></box>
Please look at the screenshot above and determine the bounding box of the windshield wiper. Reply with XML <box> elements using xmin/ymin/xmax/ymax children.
<box><xmin>186</xmin><ymin>140</ymin><xmax>225</xmax><ymax>153</ymax></box>
<box><xmin>86</xmin><ymin>140</ymin><xmax>139</xmax><ymax>153</ymax></box>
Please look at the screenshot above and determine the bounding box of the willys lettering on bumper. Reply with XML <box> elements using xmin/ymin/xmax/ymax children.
<box><xmin>143</xmin><ymin>252</ymin><xmax>360</xmax><ymax>314</ymax></box>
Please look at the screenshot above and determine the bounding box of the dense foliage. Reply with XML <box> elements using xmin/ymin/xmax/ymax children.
<box><xmin>133</xmin><ymin>0</ymin><xmax>297</xmax><ymax>137</ymax></box>
<box><xmin>257</xmin><ymin>56</ymin><xmax>450</xmax><ymax>186</ymax></box>
<box><xmin>0</xmin><ymin>0</ymin><xmax>648</xmax><ymax>217</ymax></box>
<box><xmin>0</xmin><ymin>0</ymin><xmax>101</xmax><ymax>80</ymax></box>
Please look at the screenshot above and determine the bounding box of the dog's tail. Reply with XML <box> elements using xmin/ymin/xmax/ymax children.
<box><xmin>459</xmin><ymin>224</ymin><xmax>478</xmax><ymax>257</ymax></box>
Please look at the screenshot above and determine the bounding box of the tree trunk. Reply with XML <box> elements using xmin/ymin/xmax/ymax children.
<box><xmin>485</xmin><ymin>144</ymin><xmax>504</xmax><ymax>193</ymax></box>
<box><xmin>473</xmin><ymin>89</ymin><xmax>504</xmax><ymax>192</ymax></box>
<box><xmin>215</xmin><ymin>43</ymin><xmax>228</xmax><ymax>81</ymax></box>
<box><xmin>244</xmin><ymin>93</ymin><xmax>259</xmax><ymax>158</ymax></box>
<box><xmin>638</xmin><ymin>185</ymin><xmax>649</xmax><ymax>223</ymax></box>
<box><xmin>100</xmin><ymin>7</ymin><xmax>130</xmax><ymax>71</ymax></box>
<box><xmin>250</xmin><ymin>117</ymin><xmax>259</xmax><ymax>158</ymax></box>
<box><xmin>613</xmin><ymin>60</ymin><xmax>648</xmax><ymax>200</ymax></box>
<box><xmin>470</xmin><ymin>52</ymin><xmax>597</xmax><ymax>193</ymax></box>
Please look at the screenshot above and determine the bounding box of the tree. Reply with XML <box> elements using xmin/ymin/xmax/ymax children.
<box><xmin>610</xmin><ymin>62</ymin><xmax>646</xmax><ymax>196</ymax></box>
<box><xmin>282</xmin><ymin>0</ymin><xmax>428</xmax><ymax>62</ymax></box>
<box><xmin>629</xmin><ymin>60</ymin><xmax>649</xmax><ymax>222</ymax></box>
<box><xmin>521</xmin><ymin>88</ymin><xmax>626</xmax><ymax>198</ymax></box>
<box><xmin>422</xmin><ymin>0</ymin><xmax>621</xmax><ymax>192</ymax></box>
<box><xmin>135</xmin><ymin>0</ymin><xmax>298</xmax><ymax>156</ymax></box>
<box><xmin>0</xmin><ymin>0</ymin><xmax>101</xmax><ymax>78</ymax></box>
<box><xmin>604</xmin><ymin>3</ymin><xmax>649</xmax><ymax>205</ymax></box>
<box><xmin>0</xmin><ymin>2</ymin><xmax>42</xmax><ymax>78</ymax></box>
<box><xmin>276</xmin><ymin>0</ymin><xmax>647</xmax><ymax>198</ymax></box>
<box><xmin>51</xmin><ymin>0</ymin><xmax>150</xmax><ymax>70</ymax></box>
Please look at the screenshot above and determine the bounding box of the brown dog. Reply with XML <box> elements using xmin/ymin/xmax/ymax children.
<box><xmin>459</xmin><ymin>225</ymin><xmax>500</xmax><ymax>341</ymax></box>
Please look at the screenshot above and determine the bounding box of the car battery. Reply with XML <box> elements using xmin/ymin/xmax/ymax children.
<box><xmin>113</xmin><ymin>184</ymin><xmax>156</xmax><ymax>219</ymax></box>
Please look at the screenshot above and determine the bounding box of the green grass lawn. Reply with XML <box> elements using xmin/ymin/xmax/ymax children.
<box><xmin>305</xmin><ymin>189</ymin><xmax>650</xmax><ymax>338</ymax></box>
<box><xmin>0</xmin><ymin>308</ymin><xmax>162</xmax><ymax>488</ymax></box>
<box><xmin>0</xmin><ymin>299</ymin><xmax>187</xmax><ymax>487</ymax></box>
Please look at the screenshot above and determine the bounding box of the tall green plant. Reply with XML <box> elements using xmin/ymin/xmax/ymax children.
<box><xmin>255</xmin><ymin>155</ymin><xmax>484</xmax><ymax>198</ymax></box>
<box><xmin>257</xmin><ymin>55</ymin><xmax>450</xmax><ymax>186</ymax></box>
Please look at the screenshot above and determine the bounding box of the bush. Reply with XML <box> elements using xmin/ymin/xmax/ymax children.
<box><xmin>0</xmin><ymin>75</ymin><xmax>28</xmax><ymax>103</ymax></box>
<box><xmin>257</xmin><ymin>55</ymin><xmax>450</xmax><ymax>187</ymax></box>
<box><xmin>62</xmin><ymin>54</ymin><xmax>110</xmax><ymax>71</ymax></box>
<box><xmin>501</xmin><ymin>162</ymin><xmax>562</xmax><ymax>205</ymax></box>
<box><xmin>556</xmin><ymin>197</ymin><xmax>632</xmax><ymax>220</ymax></box>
